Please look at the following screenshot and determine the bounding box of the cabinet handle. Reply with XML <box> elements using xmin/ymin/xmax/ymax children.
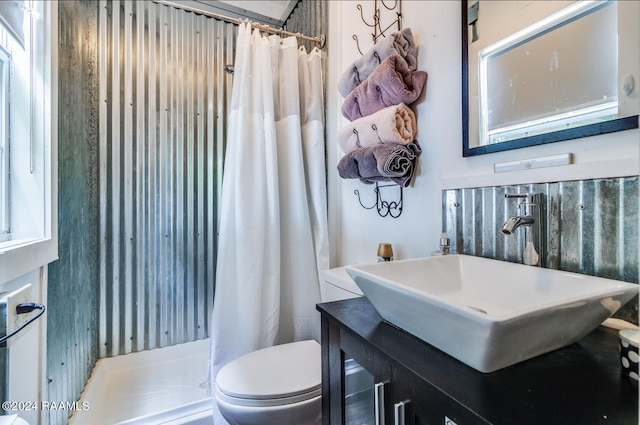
<box><xmin>394</xmin><ymin>400</ymin><xmax>412</xmax><ymax>425</ymax></box>
<box><xmin>374</xmin><ymin>382</ymin><xmax>386</xmax><ymax>425</ymax></box>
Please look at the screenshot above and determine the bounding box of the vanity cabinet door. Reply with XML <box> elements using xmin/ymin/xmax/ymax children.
<box><xmin>337</xmin><ymin>327</ymin><xmax>434</xmax><ymax>425</ymax></box>
<box><xmin>389</xmin><ymin>365</ymin><xmax>432</xmax><ymax>425</ymax></box>
<box><xmin>337</xmin><ymin>326</ymin><xmax>394</xmax><ymax>425</ymax></box>
<box><xmin>322</xmin><ymin>312</ymin><xmax>465</xmax><ymax>425</ymax></box>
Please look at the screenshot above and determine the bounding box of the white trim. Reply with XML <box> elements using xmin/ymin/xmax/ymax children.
<box><xmin>0</xmin><ymin>1</ymin><xmax>57</xmax><ymax>286</ymax></box>
<box><xmin>478</xmin><ymin>1</ymin><xmax>606</xmax><ymax>59</ymax></box>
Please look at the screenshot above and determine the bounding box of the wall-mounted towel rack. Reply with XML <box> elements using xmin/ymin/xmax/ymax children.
<box><xmin>350</xmin><ymin>0</ymin><xmax>405</xmax><ymax>218</ymax></box>
<box><xmin>353</xmin><ymin>0</ymin><xmax>402</xmax><ymax>55</ymax></box>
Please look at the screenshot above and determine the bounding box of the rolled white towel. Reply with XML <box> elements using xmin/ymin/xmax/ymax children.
<box><xmin>337</xmin><ymin>103</ymin><xmax>417</xmax><ymax>154</ymax></box>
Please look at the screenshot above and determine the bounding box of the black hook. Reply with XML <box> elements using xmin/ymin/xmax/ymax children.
<box><xmin>353</xmin><ymin>97</ymin><xmax>364</xmax><ymax>119</ymax></box>
<box><xmin>375</xmin><ymin>86</ymin><xmax>389</xmax><ymax>108</ymax></box>
<box><xmin>354</xmin><ymin>183</ymin><xmax>403</xmax><ymax>218</ymax></box>
<box><xmin>353</xmin><ymin>66</ymin><xmax>362</xmax><ymax>83</ymax></box>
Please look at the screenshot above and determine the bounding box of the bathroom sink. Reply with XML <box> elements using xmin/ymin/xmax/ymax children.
<box><xmin>345</xmin><ymin>255</ymin><xmax>638</xmax><ymax>373</ymax></box>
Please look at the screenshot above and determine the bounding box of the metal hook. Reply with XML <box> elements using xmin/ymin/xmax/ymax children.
<box><xmin>354</xmin><ymin>188</ymin><xmax>377</xmax><ymax>211</ymax></box>
<box><xmin>375</xmin><ymin>17</ymin><xmax>401</xmax><ymax>43</ymax></box>
<box><xmin>357</xmin><ymin>4</ymin><xmax>379</xmax><ymax>28</ymax></box>
<box><xmin>353</xmin><ymin>66</ymin><xmax>362</xmax><ymax>83</ymax></box>
<box><xmin>375</xmin><ymin>86</ymin><xmax>389</xmax><ymax>108</ymax></box>
<box><xmin>354</xmin><ymin>183</ymin><xmax>403</xmax><ymax>218</ymax></box>
<box><xmin>352</xmin><ymin>34</ymin><xmax>364</xmax><ymax>56</ymax></box>
<box><xmin>380</xmin><ymin>0</ymin><xmax>398</xmax><ymax>11</ymax></box>
<box><xmin>352</xmin><ymin>129</ymin><xmax>362</xmax><ymax>148</ymax></box>
<box><xmin>371</xmin><ymin>124</ymin><xmax>383</xmax><ymax>143</ymax></box>
<box><xmin>353</xmin><ymin>97</ymin><xmax>364</xmax><ymax>119</ymax></box>
<box><xmin>374</xmin><ymin>9</ymin><xmax>385</xmax><ymax>38</ymax></box>
<box><xmin>353</xmin><ymin>1</ymin><xmax>401</xmax><ymax>52</ymax></box>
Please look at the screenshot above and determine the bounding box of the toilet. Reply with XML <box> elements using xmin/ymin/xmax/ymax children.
<box><xmin>215</xmin><ymin>266</ymin><xmax>362</xmax><ymax>425</ymax></box>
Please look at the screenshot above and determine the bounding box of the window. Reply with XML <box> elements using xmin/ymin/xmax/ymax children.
<box><xmin>478</xmin><ymin>2</ymin><xmax>620</xmax><ymax>145</ymax></box>
<box><xmin>0</xmin><ymin>1</ymin><xmax>57</xmax><ymax>285</ymax></box>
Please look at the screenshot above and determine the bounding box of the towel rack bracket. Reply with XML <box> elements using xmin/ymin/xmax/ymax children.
<box><xmin>354</xmin><ymin>182</ymin><xmax>403</xmax><ymax>218</ymax></box>
<box><xmin>353</xmin><ymin>0</ymin><xmax>402</xmax><ymax>55</ymax></box>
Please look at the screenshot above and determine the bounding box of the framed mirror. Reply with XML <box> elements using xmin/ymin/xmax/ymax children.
<box><xmin>462</xmin><ymin>0</ymin><xmax>639</xmax><ymax>156</ymax></box>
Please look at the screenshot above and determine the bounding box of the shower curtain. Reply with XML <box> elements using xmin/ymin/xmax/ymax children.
<box><xmin>209</xmin><ymin>21</ymin><xmax>328</xmax><ymax>417</ymax></box>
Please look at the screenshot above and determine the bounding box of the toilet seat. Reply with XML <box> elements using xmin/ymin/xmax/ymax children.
<box><xmin>215</xmin><ymin>340</ymin><xmax>321</xmax><ymax>408</ymax></box>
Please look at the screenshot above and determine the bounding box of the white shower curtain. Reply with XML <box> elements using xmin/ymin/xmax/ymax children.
<box><xmin>209</xmin><ymin>22</ymin><xmax>328</xmax><ymax>422</ymax></box>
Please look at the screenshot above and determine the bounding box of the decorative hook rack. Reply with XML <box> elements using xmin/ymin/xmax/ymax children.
<box><xmin>351</xmin><ymin>0</ymin><xmax>404</xmax><ymax>218</ymax></box>
<box><xmin>354</xmin><ymin>183</ymin><xmax>403</xmax><ymax>218</ymax></box>
<box><xmin>353</xmin><ymin>0</ymin><xmax>402</xmax><ymax>55</ymax></box>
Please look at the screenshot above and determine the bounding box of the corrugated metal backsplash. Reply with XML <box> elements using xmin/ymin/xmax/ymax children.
<box><xmin>99</xmin><ymin>0</ymin><xmax>236</xmax><ymax>357</ymax></box>
<box><xmin>443</xmin><ymin>176</ymin><xmax>638</xmax><ymax>323</ymax></box>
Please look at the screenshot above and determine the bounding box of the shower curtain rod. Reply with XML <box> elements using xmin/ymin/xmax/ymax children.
<box><xmin>153</xmin><ymin>0</ymin><xmax>326</xmax><ymax>48</ymax></box>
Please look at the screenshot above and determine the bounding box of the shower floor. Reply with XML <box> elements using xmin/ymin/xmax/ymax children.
<box><xmin>70</xmin><ymin>339</ymin><xmax>212</xmax><ymax>425</ymax></box>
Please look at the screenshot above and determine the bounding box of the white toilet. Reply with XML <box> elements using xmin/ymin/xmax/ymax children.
<box><xmin>215</xmin><ymin>266</ymin><xmax>362</xmax><ymax>425</ymax></box>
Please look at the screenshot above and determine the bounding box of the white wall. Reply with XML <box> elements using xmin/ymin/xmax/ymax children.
<box><xmin>327</xmin><ymin>0</ymin><xmax>639</xmax><ymax>267</ymax></box>
<box><xmin>1</xmin><ymin>269</ymin><xmax>48</xmax><ymax>425</ymax></box>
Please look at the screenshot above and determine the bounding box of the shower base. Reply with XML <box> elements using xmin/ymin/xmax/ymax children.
<box><xmin>70</xmin><ymin>339</ymin><xmax>212</xmax><ymax>425</ymax></box>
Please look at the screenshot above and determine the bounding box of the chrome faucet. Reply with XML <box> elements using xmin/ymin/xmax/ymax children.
<box><xmin>501</xmin><ymin>193</ymin><xmax>545</xmax><ymax>266</ymax></box>
<box><xmin>501</xmin><ymin>215</ymin><xmax>534</xmax><ymax>235</ymax></box>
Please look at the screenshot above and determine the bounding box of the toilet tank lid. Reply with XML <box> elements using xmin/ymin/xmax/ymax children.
<box><xmin>321</xmin><ymin>266</ymin><xmax>363</xmax><ymax>295</ymax></box>
<box><xmin>216</xmin><ymin>340</ymin><xmax>321</xmax><ymax>400</ymax></box>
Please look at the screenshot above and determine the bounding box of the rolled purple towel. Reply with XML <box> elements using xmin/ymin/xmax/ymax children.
<box><xmin>342</xmin><ymin>54</ymin><xmax>427</xmax><ymax>121</ymax></box>
<box><xmin>337</xmin><ymin>147</ymin><xmax>379</xmax><ymax>183</ymax></box>
<box><xmin>337</xmin><ymin>103</ymin><xmax>417</xmax><ymax>154</ymax></box>
<box><xmin>338</xmin><ymin>28</ymin><xmax>418</xmax><ymax>97</ymax></box>
<box><xmin>337</xmin><ymin>141</ymin><xmax>421</xmax><ymax>188</ymax></box>
<box><xmin>380</xmin><ymin>140</ymin><xmax>421</xmax><ymax>177</ymax></box>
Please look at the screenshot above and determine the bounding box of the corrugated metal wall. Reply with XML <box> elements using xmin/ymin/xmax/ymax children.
<box><xmin>98</xmin><ymin>0</ymin><xmax>235</xmax><ymax>357</ymax></box>
<box><xmin>284</xmin><ymin>0</ymin><xmax>328</xmax><ymax>123</ymax></box>
<box><xmin>284</xmin><ymin>0</ymin><xmax>327</xmax><ymax>53</ymax></box>
<box><xmin>48</xmin><ymin>2</ymin><xmax>100</xmax><ymax>424</ymax></box>
<box><xmin>443</xmin><ymin>176</ymin><xmax>639</xmax><ymax>323</ymax></box>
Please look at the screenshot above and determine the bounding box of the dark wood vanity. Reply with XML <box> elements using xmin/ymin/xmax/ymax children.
<box><xmin>318</xmin><ymin>297</ymin><xmax>638</xmax><ymax>425</ymax></box>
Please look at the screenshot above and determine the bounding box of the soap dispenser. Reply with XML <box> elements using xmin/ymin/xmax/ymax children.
<box><xmin>432</xmin><ymin>233</ymin><xmax>451</xmax><ymax>256</ymax></box>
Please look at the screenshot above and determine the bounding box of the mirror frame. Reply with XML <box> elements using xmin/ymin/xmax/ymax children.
<box><xmin>461</xmin><ymin>0</ymin><xmax>639</xmax><ymax>157</ymax></box>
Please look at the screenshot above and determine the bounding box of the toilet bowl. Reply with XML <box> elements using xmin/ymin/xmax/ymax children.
<box><xmin>216</xmin><ymin>340</ymin><xmax>322</xmax><ymax>425</ymax></box>
<box><xmin>215</xmin><ymin>267</ymin><xmax>361</xmax><ymax>425</ymax></box>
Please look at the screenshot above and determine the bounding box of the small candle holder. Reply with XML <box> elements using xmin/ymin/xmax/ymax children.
<box><xmin>377</xmin><ymin>243</ymin><xmax>394</xmax><ymax>262</ymax></box>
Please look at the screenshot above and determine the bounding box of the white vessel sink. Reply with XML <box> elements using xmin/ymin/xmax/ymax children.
<box><xmin>345</xmin><ymin>255</ymin><xmax>638</xmax><ymax>373</ymax></box>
